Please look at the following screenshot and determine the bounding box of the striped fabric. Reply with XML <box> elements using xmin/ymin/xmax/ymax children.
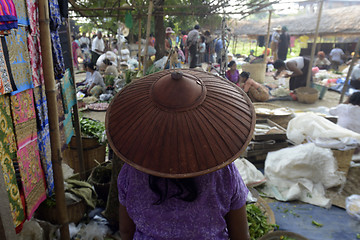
<box><xmin>0</xmin><ymin>0</ymin><xmax>18</xmax><ymax>30</ymax></box>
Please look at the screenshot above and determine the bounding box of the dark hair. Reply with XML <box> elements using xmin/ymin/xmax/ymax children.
<box><xmin>194</xmin><ymin>25</ymin><xmax>200</xmax><ymax>30</ymax></box>
<box><xmin>228</xmin><ymin>60</ymin><xmax>236</xmax><ymax>68</ymax></box>
<box><xmin>181</xmin><ymin>30</ymin><xmax>186</xmax><ymax>35</ymax></box>
<box><xmin>86</xmin><ymin>62</ymin><xmax>96</xmax><ymax>71</ymax></box>
<box><xmin>149</xmin><ymin>175</ymin><xmax>198</xmax><ymax>205</ymax></box>
<box><xmin>204</xmin><ymin>30</ymin><xmax>211</xmax><ymax>36</ymax></box>
<box><xmin>150</xmin><ymin>33</ymin><xmax>154</xmax><ymax>37</ymax></box>
<box><xmin>349</xmin><ymin>92</ymin><xmax>360</xmax><ymax>106</ymax></box>
<box><xmin>273</xmin><ymin>59</ymin><xmax>285</xmax><ymax>69</ymax></box>
<box><xmin>240</xmin><ymin>71</ymin><xmax>250</xmax><ymax>80</ymax></box>
<box><xmin>201</xmin><ymin>36</ymin><xmax>205</xmax><ymax>42</ymax></box>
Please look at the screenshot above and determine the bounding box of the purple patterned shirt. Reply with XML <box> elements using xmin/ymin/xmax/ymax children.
<box><xmin>118</xmin><ymin>163</ymin><xmax>249</xmax><ymax>240</ymax></box>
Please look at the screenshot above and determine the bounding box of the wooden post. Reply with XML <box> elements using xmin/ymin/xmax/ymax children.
<box><xmin>143</xmin><ymin>0</ymin><xmax>154</xmax><ymax>75</ymax></box>
<box><xmin>339</xmin><ymin>39</ymin><xmax>360</xmax><ymax>103</ymax></box>
<box><xmin>264</xmin><ymin>10</ymin><xmax>272</xmax><ymax>63</ymax></box>
<box><xmin>306</xmin><ymin>0</ymin><xmax>324</xmax><ymax>87</ymax></box>
<box><xmin>137</xmin><ymin>16</ymin><xmax>142</xmax><ymax>70</ymax></box>
<box><xmin>66</xmin><ymin>19</ymin><xmax>86</xmax><ymax>180</ymax></box>
<box><xmin>0</xmin><ymin>166</ymin><xmax>18</xmax><ymax>240</ymax></box>
<box><xmin>39</xmin><ymin>0</ymin><xmax>70</xmax><ymax>238</ymax></box>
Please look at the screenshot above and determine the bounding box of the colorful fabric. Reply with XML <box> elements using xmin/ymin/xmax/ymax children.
<box><xmin>0</xmin><ymin>95</ymin><xmax>25</xmax><ymax>228</ymax></box>
<box><xmin>5</xmin><ymin>27</ymin><xmax>33</xmax><ymax>95</ymax></box>
<box><xmin>34</xmin><ymin>86</ymin><xmax>54</xmax><ymax>196</ymax></box>
<box><xmin>0</xmin><ymin>37</ymin><xmax>16</xmax><ymax>94</ymax></box>
<box><xmin>12</xmin><ymin>0</ymin><xmax>29</xmax><ymax>26</ymax></box>
<box><xmin>0</xmin><ymin>0</ymin><xmax>18</xmax><ymax>30</ymax></box>
<box><xmin>51</xmin><ymin>31</ymin><xmax>65</xmax><ymax>80</ymax></box>
<box><xmin>10</xmin><ymin>89</ymin><xmax>46</xmax><ymax>219</ymax></box>
<box><xmin>48</xmin><ymin>0</ymin><xmax>61</xmax><ymax>31</ymax></box>
<box><xmin>27</xmin><ymin>34</ymin><xmax>44</xmax><ymax>87</ymax></box>
<box><xmin>64</xmin><ymin>112</ymin><xmax>74</xmax><ymax>145</ymax></box>
<box><xmin>56</xmin><ymin>84</ymin><xmax>67</xmax><ymax>151</ymax></box>
<box><xmin>25</xmin><ymin>0</ymin><xmax>39</xmax><ymax>35</ymax></box>
<box><xmin>61</xmin><ymin>69</ymin><xmax>76</xmax><ymax>113</ymax></box>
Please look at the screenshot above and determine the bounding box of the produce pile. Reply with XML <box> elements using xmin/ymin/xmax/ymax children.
<box><xmin>246</xmin><ymin>203</ymin><xmax>277</xmax><ymax>240</ymax></box>
<box><xmin>79</xmin><ymin>118</ymin><xmax>106</xmax><ymax>144</ymax></box>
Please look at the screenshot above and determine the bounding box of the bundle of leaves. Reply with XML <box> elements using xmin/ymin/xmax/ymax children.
<box><xmin>246</xmin><ymin>203</ymin><xmax>278</xmax><ymax>240</ymax></box>
<box><xmin>79</xmin><ymin>118</ymin><xmax>106</xmax><ymax>144</ymax></box>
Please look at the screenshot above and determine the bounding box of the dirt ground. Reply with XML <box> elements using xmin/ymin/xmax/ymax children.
<box><xmin>74</xmin><ymin>70</ymin><xmax>344</xmax><ymax>123</ymax></box>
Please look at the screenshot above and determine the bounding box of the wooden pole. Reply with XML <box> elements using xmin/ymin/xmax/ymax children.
<box><xmin>137</xmin><ymin>17</ymin><xmax>142</xmax><ymax>70</ymax></box>
<box><xmin>143</xmin><ymin>0</ymin><xmax>154</xmax><ymax>75</ymax></box>
<box><xmin>339</xmin><ymin>39</ymin><xmax>360</xmax><ymax>103</ymax></box>
<box><xmin>0</xmin><ymin>166</ymin><xmax>18</xmax><ymax>240</ymax></box>
<box><xmin>66</xmin><ymin>19</ymin><xmax>86</xmax><ymax>180</ymax></box>
<box><xmin>306</xmin><ymin>0</ymin><xmax>324</xmax><ymax>87</ymax></box>
<box><xmin>264</xmin><ymin>10</ymin><xmax>272</xmax><ymax>63</ymax></box>
<box><xmin>39</xmin><ymin>0</ymin><xmax>70</xmax><ymax>238</ymax></box>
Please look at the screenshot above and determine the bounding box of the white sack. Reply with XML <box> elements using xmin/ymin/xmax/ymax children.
<box><xmin>234</xmin><ymin>158</ymin><xmax>266</xmax><ymax>187</ymax></box>
<box><xmin>287</xmin><ymin>112</ymin><xmax>360</xmax><ymax>145</ymax></box>
<box><xmin>96</xmin><ymin>51</ymin><xmax>118</xmax><ymax>70</ymax></box>
<box><xmin>263</xmin><ymin>143</ymin><xmax>346</xmax><ymax>208</ymax></box>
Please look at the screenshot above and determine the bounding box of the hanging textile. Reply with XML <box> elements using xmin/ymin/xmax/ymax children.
<box><xmin>12</xmin><ymin>0</ymin><xmax>29</xmax><ymax>26</ymax></box>
<box><xmin>10</xmin><ymin>88</ymin><xmax>46</xmax><ymax>219</ymax></box>
<box><xmin>61</xmin><ymin>69</ymin><xmax>76</xmax><ymax>113</ymax></box>
<box><xmin>49</xmin><ymin>0</ymin><xmax>65</xmax><ymax>80</ymax></box>
<box><xmin>33</xmin><ymin>86</ymin><xmax>54</xmax><ymax>196</ymax></box>
<box><xmin>0</xmin><ymin>0</ymin><xmax>18</xmax><ymax>30</ymax></box>
<box><xmin>125</xmin><ymin>11</ymin><xmax>133</xmax><ymax>29</ymax></box>
<box><xmin>64</xmin><ymin>112</ymin><xmax>74</xmax><ymax>144</ymax></box>
<box><xmin>56</xmin><ymin>83</ymin><xmax>67</xmax><ymax>151</ymax></box>
<box><xmin>25</xmin><ymin>0</ymin><xmax>39</xmax><ymax>35</ymax></box>
<box><xmin>0</xmin><ymin>95</ymin><xmax>26</xmax><ymax>228</ymax></box>
<box><xmin>5</xmin><ymin>27</ymin><xmax>33</xmax><ymax>95</ymax></box>
<box><xmin>27</xmin><ymin>34</ymin><xmax>44</xmax><ymax>87</ymax></box>
<box><xmin>0</xmin><ymin>37</ymin><xmax>16</xmax><ymax>95</ymax></box>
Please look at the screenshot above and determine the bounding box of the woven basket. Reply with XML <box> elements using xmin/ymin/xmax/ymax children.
<box><xmin>241</xmin><ymin>63</ymin><xmax>266</xmax><ymax>83</ymax></box>
<box><xmin>36</xmin><ymin>199</ymin><xmax>86</xmax><ymax>224</ymax></box>
<box><xmin>295</xmin><ymin>87</ymin><xmax>319</xmax><ymax>104</ymax></box>
<box><xmin>258</xmin><ymin>231</ymin><xmax>309</xmax><ymax>240</ymax></box>
<box><xmin>332</xmin><ymin>148</ymin><xmax>355</xmax><ymax>174</ymax></box>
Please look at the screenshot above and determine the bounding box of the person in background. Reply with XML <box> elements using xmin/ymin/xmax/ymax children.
<box><xmin>72</xmin><ymin>35</ymin><xmax>80</xmax><ymax>70</ymax></box>
<box><xmin>329</xmin><ymin>45</ymin><xmax>345</xmax><ymax>70</ymax></box>
<box><xmin>91</xmin><ymin>31</ymin><xmax>105</xmax><ymax>64</ymax></box>
<box><xmin>215</xmin><ymin>37</ymin><xmax>224</xmax><ymax>65</ymax></box>
<box><xmin>278</xmin><ymin>26</ymin><xmax>290</xmax><ymax>61</ymax></box>
<box><xmin>175</xmin><ymin>46</ymin><xmax>185</xmax><ymax>63</ymax></box>
<box><xmin>273</xmin><ymin>56</ymin><xmax>312</xmax><ymax>90</ymax></box>
<box><xmin>165</xmin><ymin>27</ymin><xmax>175</xmax><ymax>54</ymax></box>
<box><xmin>270</xmin><ymin>25</ymin><xmax>281</xmax><ymax>61</ymax></box>
<box><xmin>225</xmin><ymin>61</ymin><xmax>240</xmax><ymax>85</ymax></box>
<box><xmin>350</xmin><ymin>63</ymin><xmax>360</xmax><ymax>89</ymax></box>
<box><xmin>314</xmin><ymin>51</ymin><xmax>331</xmax><ymax>70</ymax></box>
<box><xmin>198</xmin><ymin>35</ymin><xmax>206</xmax><ymax>64</ymax></box>
<box><xmin>85</xmin><ymin>62</ymin><xmax>105</xmax><ymax>97</ymax></box>
<box><xmin>244</xmin><ymin>50</ymin><xmax>256</xmax><ymax>62</ymax></box>
<box><xmin>204</xmin><ymin>30</ymin><xmax>215</xmax><ymax>64</ymax></box>
<box><xmin>187</xmin><ymin>25</ymin><xmax>200</xmax><ymax>68</ymax></box>
<box><xmin>238</xmin><ymin>71</ymin><xmax>269</xmax><ymax>102</ymax></box>
<box><xmin>149</xmin><ymin>33</ymin><xmax>156</xmax><ymax>48</ymax></box>
<box><xmin>329</xmin><ymin>92</ymin><xmax>360</xmax><ymax>134</ymax></box>
<box><xmin>79</xmin><ymin>32</ymin><xmax>90</xmax><ymax>49</ymax></box>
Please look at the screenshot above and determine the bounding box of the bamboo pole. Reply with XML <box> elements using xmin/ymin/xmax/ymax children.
<box><xmin>137</xmin><ymin>17</ymin><xmax>142</xmax><ymax>70</ymax></box>
<box><xmin>143</xmin><ymin>0</ymin><xmax>154</xmax><ymax>75</ymax></box>
<box><xmin>0</xmin><ymin>166</ymin><xmax>18</xmax><ymax>240</ymax></box>
<box><xmin>306</xmin><ymin>0</ymin><xmax>324</xmax><ymax>87</ymax></box>
<box><xmin>66</xmin><ymin>19</ymin><xmax>86</xmax><ymax>180</ymax></box>
<box><xmin>339</xmin><ymin>39</ymin><xmax>360</xmax><ymax>103</ymax></box>
<box><xmin>39</xmin><ymin>0</ymin><xmax>70</xmax><ymax>238</ymax></box>
<box><xmin>264</xmin><ymin>10</ymin><xmax>272</xmax><ymax>63</ymax></box>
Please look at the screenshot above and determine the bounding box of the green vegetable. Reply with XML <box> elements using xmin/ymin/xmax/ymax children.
<box><xmin>357</xmin><ymin>233</ymin><xmax>360</xmax><ymax>239</ymax></box>
<box><xmin>80</xmin><ymin>118</ymin><xmax>106</xmax><ymax>144</ymax></box>
<box><xmin>246</xmin><ymin>204</ymin><xmax>277</xmax><ymax>240</ymax></box>
<box><xmin>312</xmin><ymin>220</ymin><xmax>323</xmax><ymax>227</ymax></box>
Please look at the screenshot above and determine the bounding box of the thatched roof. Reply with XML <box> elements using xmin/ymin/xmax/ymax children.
<box><xmin>231</xmin><ymin>5</ymin><xmax>360</xmax><ymax>37</ymax></box>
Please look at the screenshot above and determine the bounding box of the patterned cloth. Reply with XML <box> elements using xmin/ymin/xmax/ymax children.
<box><xmin>61</xmin><ymin>69</ymin><xmax>76</xmax><ymax>113</ymax></box>
<box><xmin>56</xmin><ymin>84</ymin><xmax>67</xmax><ymax>151</ymax></box>
<box><xmin>0</xmin><ymin>37</ymin><xmax>16</xmax><ymax>95</ymax></box>
<box><xmin>10</xmin><ymin>88</ymin><xmax>46</xmax><ymax>219</ymax></box>
<box><xmin>0</xmin><ymin>0</ymin><xmax>18</xmax><ymax>30</ymax></box>
<box><xmin>27</xmin><ymin>33</ymin><xmax>44</xmax><ymax>87</ymax></box>
<box><xmin>64</xmin><ymin>112</ymin><xmax>74</xmax><ymax>145</ymax></box>
<box><xmin>25</xmin><ymin>0</ymin><xmax>39</xmax><ymax>35</ymax></box>
<box><xmin>5</xmin><ymin>27</ymin><xmax>33</xmax><ymax>95</ymax></box>
<box><xmin>12</xmin><ymin>0</ymin><xmax>29</xmax><ymax>26</ymax></box>
<box><xmin>33</xmin><ymin>86</ymin><xmax>54</xmax><ymax>196</ymax></box>
<box><xmin>0</xmin><ymin>95</ymin><xmax>25</xmax><ymax>228</ymax></box>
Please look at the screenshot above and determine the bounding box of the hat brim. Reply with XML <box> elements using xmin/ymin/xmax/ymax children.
<box><xmin>106</xmin><ymin>69</ymin><xmax>256</xmax><ymax>178</ymax></box>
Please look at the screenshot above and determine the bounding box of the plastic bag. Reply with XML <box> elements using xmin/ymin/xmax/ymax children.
<box><xmin>234</xmin><ymin>158</ymin><xmax>266</xmax><ymax>187</ymax></box>
<box><xmin>346</xmin><ymin>194</ymin><xmax>360</xmax><ymax>221</ymax></box>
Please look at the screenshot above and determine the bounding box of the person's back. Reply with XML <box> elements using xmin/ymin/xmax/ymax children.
<box><xmin>118</xmin><ymin>163</ymin><xmax>248</xmax><ymax>240</ymax></box>
<box><xmin>330</xmin><ymin>47</ymin><xmax>345</xmax><ymax>63</ymax></box>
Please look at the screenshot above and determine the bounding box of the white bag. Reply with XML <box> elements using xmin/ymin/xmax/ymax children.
<box><xmin>346</xmin><ymin>194</ymin><xmax>360</xmax><ymax>221</ymax></box>
<box><xmin>234</xmin><ymin>158</ymin><xmax>266</xmax><ymax>187</ymax></box>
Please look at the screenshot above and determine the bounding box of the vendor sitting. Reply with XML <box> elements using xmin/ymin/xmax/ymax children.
<box><xmin>314</xmin><ymin>51</ymin><xmax>331</xmax><ymax>70</ymax></box>
<box><xmin>225</xmin><ymin>61</ymin><xmax>240</xmax><ymax>85</ymax></box>
<box><xmin>238</xmin><ymin>71</ymin><xmax>269</xmax><ymax>102</ymax></box>
<box><xmin>350</xmin><ymin>63</ymin><xmax>360</xmax><ymax>89</ymax></box>
<box><xmin>84</xmin><ymin>62</ymin><xmax>105</xmax><ymax>97</ymax></box>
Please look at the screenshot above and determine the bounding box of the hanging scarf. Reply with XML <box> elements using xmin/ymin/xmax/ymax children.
<box><xmin>0</xmin><ymin>37</ymin><xmax>16</xmax><ymax>94</ymax></box>
<box><xmin>0</xmin><ymin>0</ymin><xmax>18</xmax><ymax>30</ymax></box>
<box><xmin>0</xmin><ymin>95</ymin><xmax>25</xmax><ymax>228</ymax></box>
<box><xmin>10</xmin><ymin>88</ymin><xmax>46</xmax><ymax>219</ymax></box>
<box><xmin>12</xmin><ymin>0</ymin><xmax>29</xmax><ymax>26</ymax></box>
